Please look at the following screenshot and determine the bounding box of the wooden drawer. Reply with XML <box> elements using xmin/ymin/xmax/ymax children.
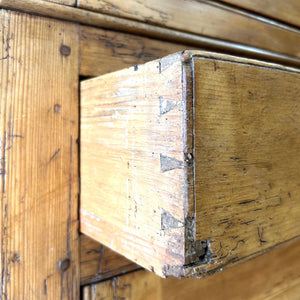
<box><xmin>1</xmin><ymin>0</ymin><xmax>300</xmax><ymax>297</ymax></box>
<box><xmin>80</xmin><ymin>50</ymin><xmax>300</xmax><ymax>278</ymax></box>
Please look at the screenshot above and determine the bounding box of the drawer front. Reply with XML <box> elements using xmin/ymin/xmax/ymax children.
<box><xmin>80</xmin><ymin>50</ymin><xmax>300</xmax><ymax>277</ymax></box>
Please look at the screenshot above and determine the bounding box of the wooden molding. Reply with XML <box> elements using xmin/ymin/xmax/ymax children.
<box><xmin>1</xmin><ymin>0</ymin><xmax>300</xmax><ymax>68</ymax></box>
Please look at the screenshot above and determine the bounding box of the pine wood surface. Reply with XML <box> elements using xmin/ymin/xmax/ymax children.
<box><xmin>81</xmin><ymin>52</ymin><xmax>188</xmax><ymax>277</ymax></box>
<box><xmin>1</xmin><ymin>0</ymin><xmax>300</xmax><ymax>69</ymax></box>
<box><xmin>80</xmin><ymin>26</ymin><xmax>197</xmax><ymax>77</ymax></box>
<box><xmin>0</xmin><ymin>10</ymin><xmax>80</xmax><ymax>299</ymax></box>
<box><xmin>77</xmin><ymin>0</ymin><xmax>300</xmax><ymax>58</ymax></box>
<box><xmin>80</xmin><ymin>50</ymin><xmax>300</xmax><ymax>278</ymax></box>
<box><xmin>191</xmin><ymin>53</ymin><xmax>300</xmax><ymax>275</ymax></box>
<box><xmin>220</xmin><ymin>0</ymin><xmax>300</xmax><ymax>28</ymax></box>
<box><xmin>82</xmin><ymin>239</ymin><xmax>300</xmax><ymax>300</ymax></box>
<box><xmin>80</xmin><ymin>234</ymin><xmax>140</xmax><ymax>285</ymax></box>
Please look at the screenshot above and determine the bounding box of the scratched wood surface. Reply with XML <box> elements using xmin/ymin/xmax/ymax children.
<box><xmin>191</xmin><ymin>54</ymin><xmax>300</xmax><ymax>275</ymax></box>
<box><xmin>81</xmin><ymin>50</ymin><xmax>300</xmax><ymax>278</ymax></box>
<box><xmin>0</xmin><ymin>10</ymin><xmax>79</xmax><ymax>299</ymax></box>
<box><xmin>2</xmin><ymin>0</ymin><xmax>300</xmax><ymax>69</ymax></box>
<box><xmin>79</xmin><ymin>26</ymin><xmax>196</xmax><ymax>285</ymax></box>
<box><xmin>220</xmin><ymin>0</ymin><xmax>300</xmax><ymax>28</ymax></box>
<box><xmin>80</xmin><ymin>26</ymin><xmax>196</xmax><ymax>77</ymax></box>
<box><xmin>80</xmin><ymin>234</ymin><xmax>140</xmax><ymax>285</ymax></box>
<box><xmin>77</xmin><ymin>0</ymin><xmax>300</xmax><ymax>58</ymax></box>
<box><xmin>82</xmin><ymin>239</ymin><xmax>300</xmax><ymax>300</ymax></box>
<box><xmin>81</xmin><ymin>52</ymin><xmax>190</xmax><ymax>277</ymax></box>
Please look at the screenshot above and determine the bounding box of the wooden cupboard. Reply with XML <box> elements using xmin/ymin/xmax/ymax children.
<box><xmin>0</xmin><ymin>0</ymin><xmax>299</xmax><ymax>298</ymax></box>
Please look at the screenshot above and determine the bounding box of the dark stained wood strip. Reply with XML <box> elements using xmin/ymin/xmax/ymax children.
<box><xmin>80</xmin><ymin>234</ymin><xmax>140</xmax><ymax>285</ymax></box>
<box><xmin>80</xmin><ymin>26</ymin><xmax>198</xmax><ymax>77</ymax></box>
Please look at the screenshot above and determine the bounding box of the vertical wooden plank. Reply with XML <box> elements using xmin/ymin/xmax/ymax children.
<box><xmin>0</xmin><ymin>10</ymin><xmax>79</xmax><ymax>299</ymax></box>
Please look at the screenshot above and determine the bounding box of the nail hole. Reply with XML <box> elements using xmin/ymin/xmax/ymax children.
<box><xmin>60</xmin><ymin>45</ymin><xmax>71</xmax><ymax>57</ymax></box>
<box><xmin>58</xmin><ymin>258</ymin><xmax>70</xmax><ymax>272</ymax></box>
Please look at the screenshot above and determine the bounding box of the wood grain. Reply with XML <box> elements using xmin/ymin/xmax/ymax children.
<box><xmin>44</xmin><ymin>0</ymin><xmax>75</xmax><ymax>6</ymax></box>
<box><xmin>80</xmin><ymin>26</ymin><xmax>196</xmax><ymax>77</ymax></box>
<box><xmin>81</xmin><ymin>50</ymin><xmax>300</xmax><ymax>278</ymax></box>
<box><xmin>1</xmin><ymin>0</ymin><xmax>300</xmax><ymax>68</ymax></box>
<box><xmin>77</xmin><ymin>0</ymin><xmax>300</xmax><ymax>58</ymax></box>
<box><xmin>82</xmin><ymin>239</ymin><xmax>300</xmax><ymax>300</ymax></box>
<box><xmin>81</xmin><ymin>52</ymin><xmax>190</xmax><ymax>277</ymax></box>
<box><xmin>0</xmin><ymin>10</ymin><xmax>79</xmax><ymax>298</ymax></box>
<box><xmin>220</xmin><ymin>0</ymin><xmax>300</xmax><ymax>28</ymax></box>
<box><xmin>80</xmin><ymin>234</ymin><xmax>140</xmax><ymax>285</ymax></box>
<box><xmin>192</xmin><ymin>54</ymin><xmax>300</xmax><ymax>275</ymax></box>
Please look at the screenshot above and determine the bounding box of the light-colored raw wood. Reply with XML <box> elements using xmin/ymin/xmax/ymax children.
<box><xmin>80</xmin><ymin>234</ymin><xmax>140</xmax><ymax>285</ymax></box>
<box><xmin>0</xmin><ymin>10</ymin><xmax>79</xmax><ymax>298</ymax></box>
<box><xmin>77</xmin><ymin>0</ymin><xmax>300</xmax><ymax>58</ymax></box>
<box><xmin>1</xmin><ymin>0</ymin><xmax>300</xmax><ymax>68</ymax></box>
<box><xmin>81</xmin><ymin>50</ymin><xmax>300</xmax><ymax>278</ymax></box>
<box><xmin>81</xmin><ymin>51</ymin><xmax>190</xmax><ymax>277</ymax></box>
<box><xmin>80</xmin><ymin>26</ymin><xmax>196</xmax><ymax>77</ymax></box>
<box><xmin>79</xmin><ymin>25</ymin><xmax>188</xmax><ymax>285</ymax></box>
<box><xmin>220</xmin><ymin>0</ymin><xmax>300</xmax><ymax>28</ymax></box>
<box><xmin>82</xmin><ymin>239</ymin><xmax>300</xmax><ymax>300</ymax></box>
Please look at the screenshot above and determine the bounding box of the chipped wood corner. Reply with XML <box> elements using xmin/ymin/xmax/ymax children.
<box><xmin>149</xmin><ymin>50</ymin><xmax>204</xmax><ymax>278</ymax></box>
<box><xmin>161</xmin><ymin>50</ymin><xmax>204</xmax><ymax>278</ymax></box>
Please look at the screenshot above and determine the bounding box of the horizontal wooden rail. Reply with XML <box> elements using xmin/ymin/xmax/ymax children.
<box><xmin>1</xmin><ymin>0</ymin><xmax>300</xmax><ymax>68</ymax></box>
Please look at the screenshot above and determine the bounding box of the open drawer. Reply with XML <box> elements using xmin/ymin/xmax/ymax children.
<box><xmin>80</xmin><ymin>50</ymin><xmax>300</xmax><ymax>278</ymax></box>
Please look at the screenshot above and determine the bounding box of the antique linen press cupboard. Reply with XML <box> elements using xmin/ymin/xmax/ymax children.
<box><xmin>0</xmin><ymin>0</ymin><xmax>300</xmax><ymax>299</ymax></box>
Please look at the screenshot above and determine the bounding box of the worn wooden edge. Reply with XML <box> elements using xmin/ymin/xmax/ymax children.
<box><xmin>161</xmin><ymin>51</ymin><xmax>198</xmax><ymax>277</ymax></box>
<box><xmin>1</xmin><ymin>0</ymin><xmax>300</xmax><ymax>68</ymax></box>
<box><xmin>189</xmin><ymin>50</ymin><xmax>300</xmax><ymax>73</ymax></box>
<box><xmin>184</xmin><ymin>235</ymin><xmax>300</xmax><ymax>278</ymax></box>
